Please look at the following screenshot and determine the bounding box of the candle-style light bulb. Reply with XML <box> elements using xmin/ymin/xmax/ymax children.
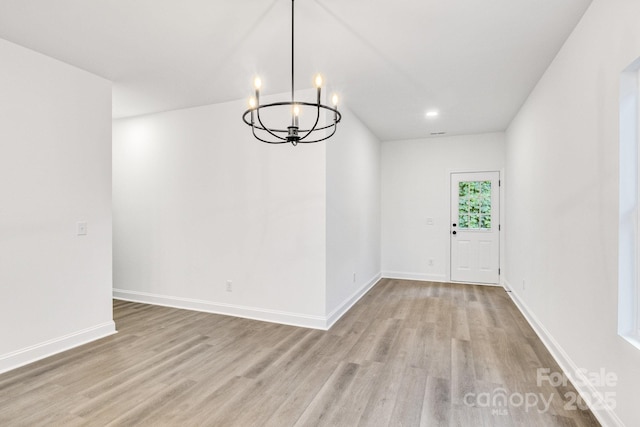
<box><xmin>314</xmin><ymin>74</ymin><xmax>323</xmax><ymax>104</ymax></box>
<box><xmin>249</xmin><ymin>97</ymin><xmax>257</xmax><ymax>124</ymax></box>
<box><xmin>253</xmin><ymin>77</ymin><xmax>261</xmax><ymax>108</ymax></box>
<box><xmin>331</xmin><ymin>94</ymin><xmax>339</xmax><ymax>122</ymax></box>
<box><xmin>293</xmin><ymin>104</ymin><xmax>300</xmax><ymax>127</ymax></box>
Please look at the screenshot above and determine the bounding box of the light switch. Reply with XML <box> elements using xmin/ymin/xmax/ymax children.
<box><xmin>426</xmin><ymin>217</ymin><xmax>434</xmax><ymax>226</ymax></box>
<box><xmin>77</xmin><ymin>222</ymin><xmax>88</xmax><ymax>236</ymax></box>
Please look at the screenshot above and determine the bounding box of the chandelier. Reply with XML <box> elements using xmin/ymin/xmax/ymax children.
<box><xmin>242</xmin><ymin>0</ymin><xmax>342</xmax><ymax>145</ymax></box>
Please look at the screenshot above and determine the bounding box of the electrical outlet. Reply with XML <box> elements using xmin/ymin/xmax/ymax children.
<box><xmin>428</xmin><ymin>258</ymin><xmax>434</xmax><ymax>266</ymax></box>
<box><xmin>226</xmin><ymin>280</ymin><xmax>233</xmax><ymax>292</ymax></box>
<box><xmin>353</xmin><ymin>272</ymin><xmax>356</xmax><ymax>283</ymax></box>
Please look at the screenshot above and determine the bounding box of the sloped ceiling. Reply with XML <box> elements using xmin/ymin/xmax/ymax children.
<box><xmin>0</xmin><ymin>0</ymin><xmax>592</xmax><ymax>140</ymax></box>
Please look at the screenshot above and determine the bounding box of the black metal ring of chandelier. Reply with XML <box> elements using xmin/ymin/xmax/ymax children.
<box><xmin>242</xmin><ymin>101</ymin><xmax>342</xmax><ymax>145</ymax></box>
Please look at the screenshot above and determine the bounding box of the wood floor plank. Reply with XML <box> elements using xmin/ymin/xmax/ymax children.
<box><xmin>468</xmin><ymin>323</ymin><xmax>505</xmax><ymax>385</ymax></box>
<box><xmin>388</xmin><ymin>365</ymin><xmax>428</xmax><ymax>426</ymax></box>
<box><xmin>0</xmin><ymin>280</ymin><xmax>601</xmax><ymax>426</ymax></box>
<box><xmin>450</xmin><ymin>338</ymin><xmax>477</xmax><ymax>406</ymax></box>
<box><xmin>104</xmin><ymin>378</ymin><xmax>197</xmax><ymax>426</ymax></box>
<box><xmin>356</xmin><ymin>326</ymin><xmax>417</xmax><ymax>426</ymax></box>
<box><xmin>261</xmin><ymin>334</ymin><xmax>345</xmax><ymax>427</ymax></box>
<box><xmin>420</xmin><ymin>376</ymin><xmax>451</xmax><ymax>427</ymax></box>
<box><xmin>293</xmin><ymin>361</ymin><xmax>360</xmax><ymax>427</ymax></box>
<box><xmin>326</xmin><ymin>361</ymin><xmax>383</xmax><ymax>427</ymax></box>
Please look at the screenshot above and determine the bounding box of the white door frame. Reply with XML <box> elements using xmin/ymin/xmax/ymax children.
<box><xmin>445</xmin><ymin>169</ymin><xmax>504</xmax><ymax>285</ymax></box>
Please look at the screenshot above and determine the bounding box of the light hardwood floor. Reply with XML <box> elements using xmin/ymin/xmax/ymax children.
<box><xmin>0</xmin><ymin>279</ymin><xmax>600</xmax><ymax>426</ymax></box>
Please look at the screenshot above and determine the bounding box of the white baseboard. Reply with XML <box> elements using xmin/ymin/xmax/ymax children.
<box><xmin>382</xmin><ymin>271</ymin><xmax>447</xmax><ymax>282</ymax></box>
<box><xmin>504</xmin><ymin>280</ymin><xmax>623</xmax><ymax>427</ymax></box>
<box><xmin>326</xmin><ymin>272</ymin><xmax>382</xmax><ymax>329</ymax></box>
<box><xmin>0</xmin><ymin>321</ymin><xmax>116</xmax><ymax>375</ymax></box>
<box><xmin>113</xmin><ymin>289</ymin><xmax>328</xmax><ymax>330</ymax></box>
<box><xmin>115</xmin><ymin>275</ymin><xmax>385</xmax><ymax>332</ymax></box>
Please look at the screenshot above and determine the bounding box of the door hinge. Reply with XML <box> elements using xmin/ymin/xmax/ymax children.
<box><xmin>499</xmin><ymin>268</ymin><xmax>501</xmax><ymax>275</ymax></box>
<box><xmin>499</xmin><ymin>179</ymin><xmax>501</xmax><ymax>187</ymax></box>
<box><xmin>499</xmin><ymin>224</ymin><xmax>501</xmax><ymax>231</ymax></box>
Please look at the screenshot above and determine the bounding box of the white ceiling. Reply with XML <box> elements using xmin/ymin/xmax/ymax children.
<box><xmin>0</xmin><ymin>0</ymin><xmax>592</xmax><ymax>141</ymax></box>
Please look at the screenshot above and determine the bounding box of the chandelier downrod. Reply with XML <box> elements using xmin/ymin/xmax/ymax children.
<box><xmin>242</xmin><ymin>0</ymin><xmax>342</xmax><ymax>145</ymax></box>
<box><xmin>291</xmin><ymin>0</ymin><xmax>294</xmax><ymax>106</ymax></box>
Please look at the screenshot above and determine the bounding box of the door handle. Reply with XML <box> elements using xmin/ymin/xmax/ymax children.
<box><xmin>452</xmin><ymin>230</ymin><xmax>457</xmax><ymax>235</ymax></box>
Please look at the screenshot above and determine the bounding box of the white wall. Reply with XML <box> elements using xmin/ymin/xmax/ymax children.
<box><xmin>505</xmin><ymin>0</ymin><xmax>640</xmax><ymax>425</ymax></box>
<box><xmin>0</xmin><ymin>39</ymin><xmax>114</xmax><ymax>373</ymax></box>
<box><xmin>113</xmin><ymin>90</ymin><xmax>328</xmax><ymax>328</ymax></box>
<box><xmin>326</xmin><ymin>107</ymin><xmax>381</xmax><ymax>325</ymax></box>
<box><xmin>381</xmin><ymin>133</ymin><xmax>505</xmax><ymax>281</ymax></box>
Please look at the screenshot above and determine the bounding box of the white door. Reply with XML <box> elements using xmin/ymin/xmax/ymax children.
<box><xmin>450</xmin><ymin>171</ymin><xmax>500</xmax><ymax>284</ymax></box>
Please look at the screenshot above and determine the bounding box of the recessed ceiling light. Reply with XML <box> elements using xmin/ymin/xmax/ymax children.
<box><xmin>426</xmin><ymin>110</ymin><xmax>439</xmax><ymax>118</ymax></box>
